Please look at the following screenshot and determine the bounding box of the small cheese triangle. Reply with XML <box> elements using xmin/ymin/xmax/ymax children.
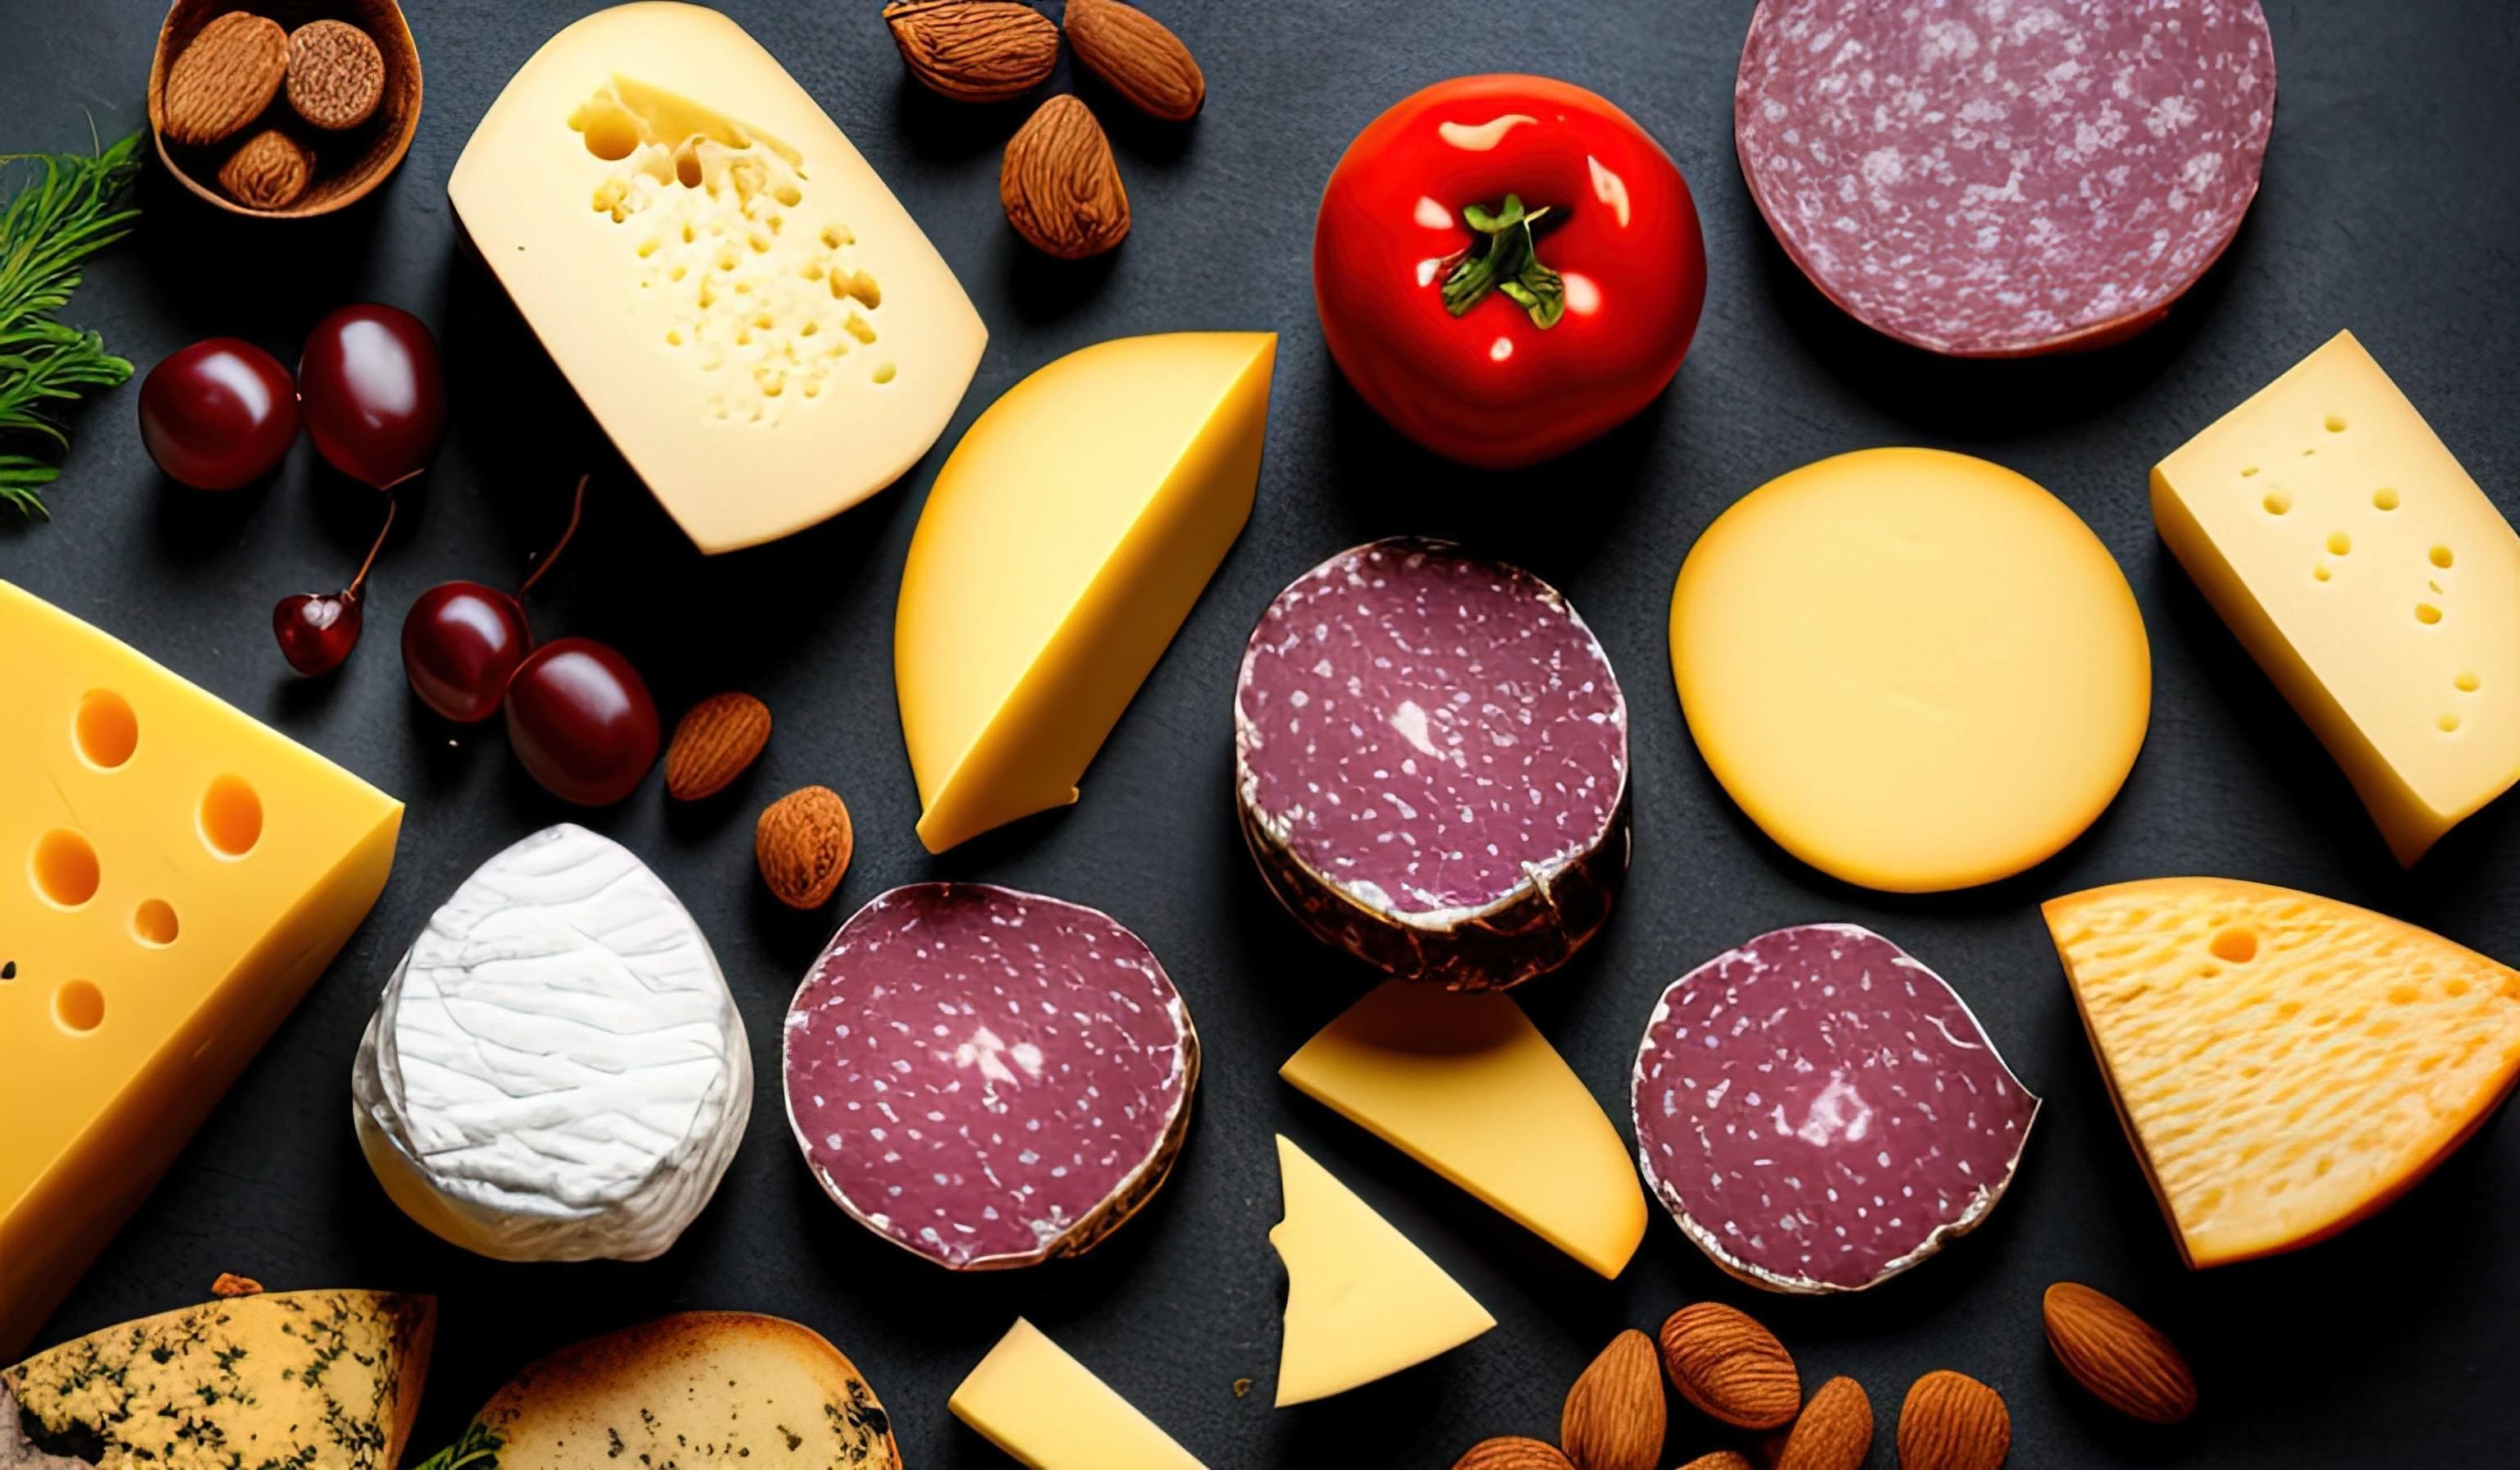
<box><xmin>1269</xmin><ymin>1134</ymin><xmax>1494</xmax><ymax>1407</ymax></box>
<box><xmin>1281</xmin><ymin>982</ymin><xmax>1646</xmax><ymax>1277</ymax></box>
<box><xmin>951</xmin><ymin>1318</ymin><xmax>1207</xmax><ymax>1469</ymax></box>
<box><xmin>2046</xmin><ymin>877</ymin><xmax>2520</xmax><ymax>1268</ymax></box>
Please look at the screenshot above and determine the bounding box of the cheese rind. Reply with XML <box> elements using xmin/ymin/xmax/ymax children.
<box><xmin>2045</xmin><ymin>877</ymin><xmax>2520</xmax><ymax>1267</ymax></box>
<box><xmin>950</xmin><ymin>1318</ymin><xmax>1208</xmax><ymax>1469</ymax></box>
<box><xmin>2152</xmin><ymin>331</ymin><xmax>2520</xmax><ymax>863</ymax></box>
<box><xmin>0</xmin><ymin>582</ymin><xmax>402</xmax><ymax>1359</ymax></box>
<box><xmin>1280</xmin><ymin>981</ymin><xmax>1645</xmax><ymax>1277</ymax></box>
<box><xmin>1269</xmin><ymin>1134</ymin><xmax>1494</xmax><ymax>1407</ymax></box>
<box><xmin>897</xmin><ymin>332</ymin><xmax>1276</xmax><ymax>851</ymax></box>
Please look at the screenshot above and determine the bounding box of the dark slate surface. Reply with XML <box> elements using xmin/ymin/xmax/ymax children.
<box><xmin>7</xmin><ymin>2</ymin><xmax>2518</xmax><ymax>1466</ymax></box>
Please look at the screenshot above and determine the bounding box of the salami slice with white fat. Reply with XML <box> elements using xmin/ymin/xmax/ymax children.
<box><xmin>1235</xmin><ymin>538</ymin><xmax>1629</xmax><ymax>991</ymax></box>
<box><xmin>1632</xmin><ymin>924</ymin><xmax>2038</xmax><ymax>1294</ymax></box>
<box><xmin>782</xmin><ymin>883</ymin><xmax>1198</xmax><ymax>1270</ymax></box>
<box><xmin>1735</xmin><ymin>0</ymin><xmax>2276</xmax><ymax>356</ymax></box>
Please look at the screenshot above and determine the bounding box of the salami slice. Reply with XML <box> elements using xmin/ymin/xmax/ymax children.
<box><xmin>1235</xmin><ymin>538</ymin><xmax>1629</xmax><ymax>991</ymax></box>
<box><xmin>781</xmin><ymin>883</ymin><xmax>1198</xmax><ymax>1270</ymax></box>
<box><xmin>1735</xmin><ymin>0</ymin><xmax>2276</xmax><ymax>356</ymax></box>
<box><xmin>1631</xmin><ymin>924</ymin><xmax>2038</xmax><ymax>1294</ymax></box>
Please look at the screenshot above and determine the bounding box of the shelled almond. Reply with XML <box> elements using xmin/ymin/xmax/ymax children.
<box><xmin>1659</xmin><ymin>1303</ymin><xmax>1801</xmax><ymax>1430</ymax></box>
<box><xmin>161</xmin><ymin>12</ymin><xmax>290</xmax><ymax>146</ymax></box>
<box><xmin>1774</xmin><ymin>1376</ymin><xmax>1871</xmax><ymax>1470</ymax></box>
<box><xmin>2043</xmin><ymin>1283</ymin><xmax>2198</xmax><ymax>1425</ymax></box>
<box><xmin>883</xmin><ymin>1</ymin><xmax>1058</xmax><ymax>103</ymax></box>
<box><xmin>1000</xmin><ymin>94</ymin><xmax>1130</xmax><ymax>258</ymax></box>
<box><xmin>1560</xmin><ymin>1330</ymin><xmax>1662</xmax><ymax>1470</ymax></box>
<box><xmin>1064</xmin><ymin>0</ymin><xmax>1205</xmax><ymax>121</ymax></box>
<box><xmin>1452</xmin><ymin>1439</ymin><xmax>1574</xmax><ymax>1470</ymax></box>
<box><xmin>1897</xmin><ymin>1371</ymin><xmax>2011</xmax><ymax>1470</ymax></box>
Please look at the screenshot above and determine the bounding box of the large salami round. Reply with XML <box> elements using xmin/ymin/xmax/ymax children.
<box><xmin>1235</xmin><ymin>538</ymin><xmax>1630</xmax><ymax>991</ymax></box>
<box><xmin>1632</xmin><ymin>924</ymin><xmax>2038</xmax><ymax>1294</ymax></box>
<box><xmin>781</xmin><ymin>883</ymin><xmax>1198</xmax><ymax>1270</ymax></box>
<box><xmin>1735</xmin><ymin>0</ymin><xmax>2276</xmax><ymax>356</ymax></box>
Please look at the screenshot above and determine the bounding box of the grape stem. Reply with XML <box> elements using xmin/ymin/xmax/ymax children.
<box><xmin>345</xmin><ymin>497</ymin><xmax>397</xmax><ymax>596</ymax></box>
<box><xmin>517</xmin><ymin>473</ymin><xmax>589</xmax><ymax>599</ymax></box>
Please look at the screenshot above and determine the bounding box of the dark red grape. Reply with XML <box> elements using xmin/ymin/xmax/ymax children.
<box><xmin>138</xmin><ymin>339</ymin><xmax>299</xmax><ymax>490</ymax></box>
<box><xmin>402</xmin><ymin>581</ymin><xmax>530</xmax><ymax>723</ymax></box>
<box><xmin>504</xmin><ymin>637</ymin><xmax>660</xmax><ymax>806</ymax></box>
<box><xmin>272</xmin><ymin>589</ymin><xmax>363</xmax><ymax>677</ymax></box>
<box><xmin>299</xmin><ymin>304</ymin><xmax>446</xmax><ymax>490</ymax></box>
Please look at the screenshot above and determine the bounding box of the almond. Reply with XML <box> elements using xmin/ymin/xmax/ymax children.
<box><xmin>285</xmin><ymin>19</ymin><xmax>385</xmax><ymax>131</ymax></box>
<box><xmin>1897</xmin><ymin>1371</ymin><xmax>2010</xmax><ymax>1470</ymax></box>
<box><xmin>756</xmin><ymin>786</ymin><xmax>853</xmax><ymax>909</ymax></box>
<box><xmin>1775</xmin><ymin>1376</ymin><xmax>1872</xmax><ymax>1470</ymax></box>
<box><xmin>1659</xmin><ymin>1303</ymin><xmax>1801</xmax><ymax>1431</ymax></box>
<box><xmin>665</xmin><ymin>692</ymin><xmax>772</xmax><ymax>800</ymax></box>
<box><xmin>2042</xmin><ymin>1282</ymin><xmax>2198</xmax><ymax>1425</ymax></box>
<box><xmin>162</xmin><ymin>11</ymin><xmax>290</xmax><ymax>147</ymax></box>
<box><xmin>883</xmin><ymin>1</ymin><xmax>1059</xmax><ymax>103</ymax></box>
<box><xmin>1452</xmin><ymin>1438</ymin><xmax>1574</xmax><ymax>1470</ymax></box>
<box><xmin>1678</xmin><ymin>1454</ymin><xmax>1755</xmax><ymax>1470</ymax></box>
<box><xmin>1062</xmin><ymin>0</ymin><xmax>1205</xmax><ymax>121</ymax></box>
<box><xmin>217</xmin><ymin>128</ymin><xmax>314</xmax><ymax>211</ymax></box>
<box><xmin>208</xmin><ymin>1272</ymin><xmax>263</xmax><ymax>1298</ymax></box>
<box><xmin>1000</xmin><ymin>95</ymin><xmax>1130</xmax><ymax>259</ymax></box>
<box><xmin>1562</xmin><ymin>1329</ymin><xmax>1664</xmax><ymax>1470</ymax></box>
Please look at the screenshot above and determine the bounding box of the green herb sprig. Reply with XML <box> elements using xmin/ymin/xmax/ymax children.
<box><xmin>0</xmin><ymin>128</ymin><xmax>143</xmax><ymax>520</ymax></box>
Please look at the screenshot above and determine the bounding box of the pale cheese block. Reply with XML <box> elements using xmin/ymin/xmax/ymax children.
<box><xmin>950</xmin><ymin>1318</ymin><xmax>1208</xmax><ymax>1469</ymax></box>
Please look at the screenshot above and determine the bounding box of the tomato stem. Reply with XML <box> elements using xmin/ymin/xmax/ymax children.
<box><xmin>1440</xmin><ymin>194</ymin><xmax>1566</xmax><ymax>329</ymax></box>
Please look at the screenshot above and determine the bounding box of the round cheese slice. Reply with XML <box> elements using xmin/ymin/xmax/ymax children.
<box><xmin>1670</xmin><ymin>448</ymin><xmax>2150</xmax><ymax>892</ymax></box>
<box><xmin>352</xmin><ymin>824</ymin><xmax>751</xmax><ymax>1261</ymax></box>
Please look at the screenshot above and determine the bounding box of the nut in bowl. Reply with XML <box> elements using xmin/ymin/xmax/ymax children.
<box><xmin>148</xmin><ymin>0</ymin><xmax>420</xmax><ymax>218</ymax></box>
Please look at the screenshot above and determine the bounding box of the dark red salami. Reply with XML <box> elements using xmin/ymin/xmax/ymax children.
<box><xmin>1235</xmin><ymin>538</ymin><xmax>1629</xmax><ymax>991</ymax></box>
<box><xmin>781</xmin><ymin>883</ymin><xmax>1198</xmax><ymax>1270</ymax></box>
<box><xmin>1735</xmin><ymin>0</ymin><xmax>2276</xmax><ymax>356</ymax></box>
<box><xmin>1631</xmin><ymin>924</ymin><xmax>2038</xmax><ymax>1294</ymax></box>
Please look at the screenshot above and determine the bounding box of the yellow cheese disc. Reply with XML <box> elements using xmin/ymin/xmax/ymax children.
<box><xmin>1670</xmin><ymin>448</ymin><xmax>2150</xmax><ymax>892</ymax></box>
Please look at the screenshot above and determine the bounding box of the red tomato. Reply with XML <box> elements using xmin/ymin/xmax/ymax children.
<box><xmin>1313</xmin><ymin>75</ymin><xmax>1706</xmax><ymax>469</ymax></box>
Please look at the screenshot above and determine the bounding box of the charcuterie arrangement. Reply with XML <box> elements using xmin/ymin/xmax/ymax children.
<box><xmin>2</xmin><ymin>2</ymin><xmax>2516</xmax><ymax>1468</ymax></box>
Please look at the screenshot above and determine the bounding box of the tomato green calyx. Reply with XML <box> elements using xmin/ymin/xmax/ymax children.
<box><xmin>1440</xmin><ymin>194</ymin><xmax>1566</xmax><ymax>329</ymax></box>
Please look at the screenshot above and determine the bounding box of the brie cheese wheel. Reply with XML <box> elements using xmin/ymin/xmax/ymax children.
<box><xmin>352</xmin><ymin>824</ymin><xmax>751</xmax><ymax>1261</ymax></box>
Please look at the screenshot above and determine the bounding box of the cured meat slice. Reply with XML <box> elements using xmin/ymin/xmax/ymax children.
<box><xmin>1631</xmin><ymin>924</ymin><xmax>2038</xmax><ymax>1293</ymax></box>
<box><xmin>782</xmin><ymin>883</ymin><xmax>1198</xmax><ymax>1269</ymax></box>
<box><xmin>1235</xmin><ymin>538</ymin><xmax>1629</xmax><ymax>990</ymax></box>
<box><xmin>1735</xmin><ymin>0</ymin><xmax>2276</xmax><ymax>356</ymax></box>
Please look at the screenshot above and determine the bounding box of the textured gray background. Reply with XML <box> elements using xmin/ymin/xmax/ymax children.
<box><xmin>7</xmin><ymin>2</ymin><xmax>2518</xmax><ymax>1466</ymax></box>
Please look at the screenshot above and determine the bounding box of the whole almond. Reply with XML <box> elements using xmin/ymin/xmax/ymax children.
<box><xmin>1000</xmin><ymin>95</ymin><xmax>1130</xmax><ymax>258</ymax></box>
<box><xmin>1659</xmin><ymin>1303</ymin><xmax>1801</xmax><ymax>1431</ymax></box>
<box><xmin>1062</xmin><ymin>0</ymin><xmax>1204</xmax><ymax>121</ymax></box>
<box><xmin>1775</xmin><ymin>1376</ymin><xmax>1872</xmax><ymax>1470</ymax></box>
<box><xmin>756</xmin><ymin>786</ymin><xmax>853</xmax><ymax>909</ymax></box>
<box><xmin>285</xmin><ymin>19</ymin><xmax>385</xmax><ymax>131</ymax></box>
<box><xmin>1678</xmin><ymin>1455</ymin><xmax>1755</xmax><ymax>1470</ymax></box>
<box><xmin>1897</xmin><ymin>1371</ymin><xmax>2010</xmax><ymax>1470</ymax></box>
<box><xmin>1452</xmin><ymin>1438</ymin><xmax>1573</xmax><ymax>1470</ymax></box>
<box><xmin>883</xmin><ymin>1</ymin><xmax>1058</xmax><ymax>103</ymax></box>
<box><xmin>217</xmin><ymin>129</ymin><xmax>314</xmax><ymax>211</ymax></box>
<box><xmin>665</xmin><ymin>692</ymin><xmax>772</xmax><ymax>800</ymax></box>
<box><xmin>1562</xmin><ymin>1329</ymin><xmax>1664</xmax><ymax>1470</ymax></box>
<box><xmin>2042</xmin><ymin>1283</ymin><xmax>2197</xmax><ymax>1425</ymax></box>
<box><xmin>162</xmin><ymin>11</ymin><xmax>290</xmax><ymax>147</ymax></box>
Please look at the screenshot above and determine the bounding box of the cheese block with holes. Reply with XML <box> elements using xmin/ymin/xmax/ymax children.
<box><xmin>2045</xmin><ymin>877</ymin><xmax>2520</xmax><ymax>1267</ymax></box>
<box><xmin>449</xmin><ymin>2</ymin><xmax>985</xmax><ymax>553</ymax></box>
<box><xmin>2153</xmin><ymin>330</ymin><xmax>2520</xmax><ymax>864</ymax></box>
<box><xmin>0</xmin><ymin>582</ymin><xmax>402</xmax><ymax>1359</ymax></box>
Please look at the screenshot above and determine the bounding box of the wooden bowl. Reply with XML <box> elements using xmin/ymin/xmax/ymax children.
<box><xmin>148</xmin><ymin>0</ymin><xmax>421</xmax><ymax>218</ymax></box>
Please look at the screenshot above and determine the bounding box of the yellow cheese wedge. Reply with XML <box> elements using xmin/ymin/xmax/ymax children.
<box><xmin>951</xmin><ymin>1318</ymin><xmax>1208</xmax><ymax>1469</ymax></box>
<box><xmin>0</xmin><ymin>583</ymin><xmax>402</xmax><ymax>1359</ymax></box>
<box><xmin>2045</xmin><ymin>877</ymin><xmax>2520</xmax><ymax>1268</ymax></box>
<box><xmin>449</xmin><ymin>2</ymin><xmax>985</xmax><ymax>553</ymax></box>
<box><xmin>1280</xmin><ymin>981</ymin><xmax>1645</xmax><ymax>1278</ymax></box>
<box><xmin>2152</xmin><ymin>331</ymin><xmax>2520</xmax><ymax>864</ymax></box>
<box><xmin>1670</xmin><ymin>447</ymin><xmax>2151</xmax><ymax>892</ymax></box>
<box><xmin>896</xmin><ymin>332</ymin><xmax>1276</xmax><ymax>851</ymax></box>
<box><xmin>1269</xmin><ymin>1134</ymin><xmax>1494</xmax><ymax>1407</ymax></box>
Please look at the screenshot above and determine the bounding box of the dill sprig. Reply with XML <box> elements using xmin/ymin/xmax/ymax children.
<box><xmin>0</xmin><ymin>128</ymin><xmax>143</xmax><ymax>520</ymax></box>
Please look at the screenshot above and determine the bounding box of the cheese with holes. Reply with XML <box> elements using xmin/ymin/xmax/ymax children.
<box><xmin>1280</xmin><ymin>981</ymin><xmax>1644</xmax><ymax>1277</ymax></box>
<box><xmin>2153</xmin><ymin>331</ymin><xmax>2520</xmax><ymax>864</ymax></box>
<box><xmin>1269</xmin><ymin>1134</ymin><xmax>1493</xmax><ymax>1406</ymax></box>
<box><xmin>0</xmin><ymin>582</ymin><xmax>401</xmax><ymax>1359</ymax></box>
<box><xmin>2045</xmin><ymin>877</ymin><xmax>2520</xmax><ymax>1268</ymax></box>
<box><xmin>449</xmin><ymin>2</ymin><xmax>985</xmax><ymax>553</ymax></box>
<box><xmin>896</xmin><ymin>333</ymin><xmax>1276</xmax><ymax>851</ymax></box>
<box><xmin>950</xmin><ymin>1319</ymin><xmax>1207</xmax><ymax>1469</ymax></box>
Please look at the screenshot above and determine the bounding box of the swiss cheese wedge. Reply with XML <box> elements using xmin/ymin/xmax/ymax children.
<box><xmin>2045</xmin><ymin>877</ymin><xmax>2520</xmax><ymax>1267</ymax></box>
<box><xmin>950</xmin><ymin>1318</ymin><xmax>1207</xmax><ymax>1469</ymax></box>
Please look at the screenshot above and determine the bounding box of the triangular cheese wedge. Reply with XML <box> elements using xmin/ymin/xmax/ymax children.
<box><xmin>951</xmin><ymin>1319</ymin><xmax>1207</xmax><ymax>1469</ymax></box>
<box><xmin>1281</xmin><ymin>982</ymin><xmax>1645</xmax><ymax>1278</ymax></box>
<box><xmin>2046</xmin><ymin>877</ymin><xmax>2520</xmax><ymax>1268</ymax></box>
<box><xmin>1269</xmin><ymin>1134</ymin><xmax>1494</xmax><ymax>1407</ymax></box>
<box><xmin>896</xmin><ymin>332</ymin><xmax>1276</xmax><ymax>851</ymax></box>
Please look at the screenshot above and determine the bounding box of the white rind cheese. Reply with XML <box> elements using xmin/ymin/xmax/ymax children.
<box><xmin>352</xmin><ymin>824</ymin><xmax>750</xmax><ymax>1262</ymax></box>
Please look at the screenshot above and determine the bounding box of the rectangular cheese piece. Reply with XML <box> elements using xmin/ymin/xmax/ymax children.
<box><xmin>2152</xmin><ymin>331</ymin><xmax>2520</xmax><ymax>863</ymax></box>
<box><xmin>0</xmin><ymin>583</ymin><xmax>401</xmax><ymax>1358</ymax></box>
<box><xmin>950</xmin><ymin>1318</ymin><xmax>1207</xmax><ymax>1469</ymax></box>
<box><xmin>450</xmin><ymin>2</ymin><xmax>985</xmax><ymax>553</ymax></box>
<box><xmin>1281</xmin><ymin>982</ymin><xmax>1646</xmax><ymax>1278</ymax></box>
